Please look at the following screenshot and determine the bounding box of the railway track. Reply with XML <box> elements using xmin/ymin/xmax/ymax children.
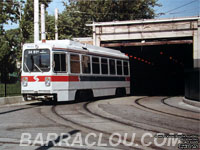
<box><xmin>51</xmin><ymin>103</ymin><xmax>141</xmax><ymax>150</ymax></box>
<box><xmin>50</xmin><ymin>97</ymin><xmax>183</xmax><ymax>150</ymax></box>
<box><xmin>132</xmin><ymin>97</ymin><xmax>199</xmax><ymax>134</ymax></box>
<box><xmin>0</xmin><ymin>140</ymin><xmax>92</xmax><ymax>150</ymax></box>
<box><xmin>36</xmin><ymin>101</ymin><xmax>126</xmax><ymax>150</ymax></box>
<box><xmin>85</xmin><ymin>97</ymin><xmax>199</xmax><ymax>134</ymax></box>
<box><xmin>1</xmin><ymin>96</ymin><xmax>198</xmax><ymax>150</ymax></box>
<box><xmin>135</xmin><ymin>97</ymin><xmax>200</xmax><ymax>121</ymax></box>
<box><xmin>161</xmin><ymin>97</ymin><xmax>200</xmax><ymax>114</ymax></box>
<box><xmin>0</xmin><ymin>103</ymin><xmax>89</xmax><ymax>150</ymax></box>
<box><xmin>83</xmin><ymin>96</ymin><xmax>199</xmax><ymax>149</ymax></box>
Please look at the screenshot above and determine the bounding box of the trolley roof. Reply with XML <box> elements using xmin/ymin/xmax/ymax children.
<box><xmin>23</xmin><ymin>39</ymin><xmax>128</xmax><ymax>59</ymax></box>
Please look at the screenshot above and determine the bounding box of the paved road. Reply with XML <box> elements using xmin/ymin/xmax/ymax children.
<box><xmin>0</xmin><ymin>96</ymin><xmax>199</xmax><ymax>150</ymax></box>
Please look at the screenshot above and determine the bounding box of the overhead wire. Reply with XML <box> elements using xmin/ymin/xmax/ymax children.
<box><xmin>162</xmin><ymin>0</ymin><xmax>198</xmax><ymax>15</ymax></box>
<box><xmin>169</xmin><ymin>7</ymin><xmax>199</xmax><ymax>15</ymax></box>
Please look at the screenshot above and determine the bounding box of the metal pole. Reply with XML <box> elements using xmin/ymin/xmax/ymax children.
<box><xmin>41</xmin><ymin>4</ymin><xmax>46</xmax><ymax>43</ymax></box>
<box><xmin>55</xmin><ymin>8</ymin><xmax>58</xmax><ymax>40</ymax></box>
<box><xmin>34</xmin><ymin>0</ymin><xmax>39</xmax><ymax>43</ymax></box>
<box><xmin>4</xmin><ymin>71</ymin><xmax>7</xmax><ymax>97</ymax></box>
<box><xmin>5</xmin><ymin>82</ymin><xmax>7</xmax><ymax>97</ymax></box>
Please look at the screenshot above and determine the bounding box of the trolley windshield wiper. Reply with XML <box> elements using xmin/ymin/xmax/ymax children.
<box><xmin>24</xmin><ymin>62</ymin><xmax>30</xmax><ymax>73</ymax></box>
<box><xmin>34</xmin><ymin>63</ymin><xmax>43</xmax><ymax>73</ymax></box>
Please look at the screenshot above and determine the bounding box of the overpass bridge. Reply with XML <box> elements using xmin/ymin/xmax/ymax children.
<box><xmin>87</xmin><ymin>17</ymin><xmax>200</xmax><ymax>101</ymax></box>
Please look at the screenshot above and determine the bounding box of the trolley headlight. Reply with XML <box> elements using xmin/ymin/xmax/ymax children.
<box><xmin>22</xmin><ymin>77</ymin><xmax>28</xmax><ymax>87</ymax></box>
<box><xmin>45</xmin><ymin>77</ymin><xmax>51</xmax><ymax>86</ymax></box>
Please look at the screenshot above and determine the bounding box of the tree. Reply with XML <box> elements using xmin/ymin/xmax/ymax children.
<box><xmin>46</xmin><ymin>14</ymin><xmax>55</xmax><ymax>40</ymax></box>
<box><xmin>0</xmin><ymin>0</ymin><xmax>21</xmax><ymax>31</ymax></box>
<box><xmin>0</xmin><ymin>0</ymin><xmax>22</xmax><ymax>82</ymax></box>
<box><xmin>0</xmin><ymin>29</ymin><xmax>21</xmax><ymax>83</ymax></box>
<box><xmin>58</xmin><ymin>0</ymin><xmax>161</xmax><ymax>38</ymax></box>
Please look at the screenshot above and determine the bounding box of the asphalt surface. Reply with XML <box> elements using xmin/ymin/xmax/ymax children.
<box><xmin>0</xmin><ymin>96</ymin><xmax>199</xmax><ymax>150</ymax></box>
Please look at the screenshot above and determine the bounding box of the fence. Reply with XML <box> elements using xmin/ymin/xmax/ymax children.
<box><xmin>0</xmin><ymin>74</ymin><xmax>21</xmax><ymax>97</ymax></box>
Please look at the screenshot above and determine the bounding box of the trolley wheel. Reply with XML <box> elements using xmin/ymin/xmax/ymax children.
<box><xmin>116</xmin><ymin>88</ymin><xmax>126</xmax><ymax>97</ymax></box>
<box><xmin>23</xmin><ymin>95</ymin><xmax>28</xmax><ymax>101</ymax></box>
<box><xmin>53</xmin><ymin>94</ymin><xmax>57</xmax><ymax>102</ymax></box>
<box><xmin>75</xmin><ymin>90</ymin><xmax>93</xmax><ymax>102</ymax></box>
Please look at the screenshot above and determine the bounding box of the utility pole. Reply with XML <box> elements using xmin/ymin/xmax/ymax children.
<box><xmin>41</xmin><ymin>4</ymin><xmax>46</xmax><ymax>43</ymax></box>
<box><xmin>34</xmin><ymin>0</ymin><xmax>39</xmax><ymax>43</ymax></box>
<box><xmin>18</xmin><ymin>1</ymin><xmax>23</xmax><ymax>47</ymax></box>
<box><xmin>55</xmin><ymin>8</ymin><xmax>58</xmax><ymax>40</ymax></box>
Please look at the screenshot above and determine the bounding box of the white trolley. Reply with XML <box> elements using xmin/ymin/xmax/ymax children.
<box><xmin>21</xmin><ymin>40</ymin><xmax>130</xmax><ymax>102</ymax></box>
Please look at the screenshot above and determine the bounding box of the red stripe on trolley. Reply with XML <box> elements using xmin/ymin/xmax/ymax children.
<box><xmin>51</xmin><ymin>76</ymin><xmax>79</xmax><ymax>82</ymax></box>
<box><xmin>21</xmin><ymin>76</ymin><xmax>79</xmax><ymax>82</ymax></box>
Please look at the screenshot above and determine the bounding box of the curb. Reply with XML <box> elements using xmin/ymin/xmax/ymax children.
<box><xmin>0</xmin><ymin>96</ymin><xmax>23</xmax><ymax>106</ymax></box>
<box><xmin>182</xmin><ymin>97</ymin><xmax>200</xmax><ymax>108</ymax></box>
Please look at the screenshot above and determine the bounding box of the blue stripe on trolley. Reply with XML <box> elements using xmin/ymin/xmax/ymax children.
<box><xmin>80</xmin><ymin>76</ymin><xmax>126</xmax><ymax>81</ymax></box>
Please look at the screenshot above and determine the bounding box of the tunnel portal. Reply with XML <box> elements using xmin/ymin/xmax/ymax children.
<box><xmin>87</xmin><ymin>17</ymin><xmax>199</xmax><ymax>100</ymax></box>
<box><xmin>123</xmin><ymin>43</ymin><xmax>193</xmax><ymax>96</ymax></box>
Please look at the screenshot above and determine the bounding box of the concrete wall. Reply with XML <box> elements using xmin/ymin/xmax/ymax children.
<box><xmin>0</xmin><ymin>96</ymin><xmax>23</xmax><ymax>106</ymax></box>
<box><xmin>193</xmin><ymin>19</ymin><xmax>200</xmax><ymax>68</ymax></box>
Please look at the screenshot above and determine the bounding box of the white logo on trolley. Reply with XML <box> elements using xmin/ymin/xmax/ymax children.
<box><xmin>33</xmin><ymin>76</ymin><xmax>39</xmax><ymax>82</ymax></box>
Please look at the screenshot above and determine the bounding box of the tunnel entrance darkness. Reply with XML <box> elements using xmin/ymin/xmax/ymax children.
<box><xmin>122</xmin><ymin>43</ymin><xmax>193</xmax><ymax>96</ymax></box>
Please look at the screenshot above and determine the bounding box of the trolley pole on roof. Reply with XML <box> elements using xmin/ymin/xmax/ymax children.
<box><xmin>34</xmin><ymin>0</ymin><xmax>39</xmax><ymax>43</ymax></box>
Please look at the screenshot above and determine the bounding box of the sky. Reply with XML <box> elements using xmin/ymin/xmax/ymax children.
<box><xmin>4</xmin><ymin>0</ymin><xmax>200</xmax><ymax>30</ymax></box>
<box><xmin>155</xmin><ymin>0</ymin><xmax>200</xmax><ymax>18</ymax></box>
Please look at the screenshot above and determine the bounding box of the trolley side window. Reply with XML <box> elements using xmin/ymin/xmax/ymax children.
<box><xmin>123</xmin><ymin>61</ymin><xmax>129</xmax><ymax>75</ymax></box>
<box><xmin>70</xmin><ymin>54</ymin><xmax>80</xmax><ymax>73</ymax></box>
<box><xmin>53</xmin><ymin>53</ymin><xmax>67</xmax><ymax>72</ymax></box>
<box><xmin>109</xmin><ymin>59</ymin><xmax>116</xmax><ymax>75</ymax></box>
<box><xmin>117</xmin><ymin>60</ymin><xmax>122</xmax><ymax>75</ymax></box>
<box><xmin>101</xmin><ymin>58</ymin><xmax>108</xmax><ymax>74</ymax></box>
<box><xmin>82</xmin><ymin>55</ymin><xmax>91</xmax><ymax>74</ymax></box>
<box><xmin>92</xmin><ymin>57</ymin><xmax>100</xmax><ymax>74</ymax></box>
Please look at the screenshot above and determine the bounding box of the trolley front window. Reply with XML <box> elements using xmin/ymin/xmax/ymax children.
<box><xmin>23</xmin><ymin>49</ymin><xmax>50</xmax><ymax>72</ymax></box>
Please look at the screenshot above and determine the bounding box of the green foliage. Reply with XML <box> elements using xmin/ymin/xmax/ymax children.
<box><xmin>46</xmin><ymin>14</ymin><xmax>55</xmax><ymax>40</ymax></box>
<box><xmin>20</xmin><ymin>0</ymin><xmax>34</xmax><ymax>43</ymax></box>
<box><xmin>0</xmin><ymin>0</ymin><xmax>21</xmax><ymax>26</ymax></box>
<box><xmin>58</xmin><ymin>0</ymin><xmax>160</xmax><ymax>38</ymax></box>
<box><xmin>0</xmin><ymin>0</ymin><xmax>23</xmax><ymax>82</ymax></box>
<box><xmin>0</xmin><ymin>29</ymin><xmax>21</xmax><ymax>81</ymax></box>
